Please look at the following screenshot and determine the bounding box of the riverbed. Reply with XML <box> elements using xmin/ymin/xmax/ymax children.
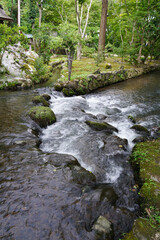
<box><xmin>0</xmin><ymin>71</ymin><xmax>159</xmax><ymax>240</ymax></box>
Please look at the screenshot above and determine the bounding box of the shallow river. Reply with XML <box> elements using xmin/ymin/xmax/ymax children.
<box><xmin>0</xmin><ymin>71</ymin><xmax>160</xmax><ymax>240</ymax></box>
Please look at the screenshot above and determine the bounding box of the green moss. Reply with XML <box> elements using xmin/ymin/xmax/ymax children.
<box><xmin>85</xmin><ymin>120</ymin><xmax>118</xmax><ymax>133</ymax></box>
<box><xmin>124</xmin><ymin>218</ymin><xmax>159</xmax><ymax>240</ymax></box>
<box><xmin>60</xmin><ymin>56</ymin><xmax>133</xmax><ymax>82</ymax></box>
<box><xmin>62</xmin><ymin>88</ymin><xmax>75</xmax><ymax>97</ymax></box>
<box><xmin>130</xmin><ymin>139</ymin><xmax>160</xmax><ymax>209</ymax></box>
<box><xmin>128</xmin><ymin>115</ymin><xmax>136</xmax><ymax>124</ymax></box>
<box><xmin>21</xmin><ymin>63</ymin><xmax>31</xmax><ymax>73</ymax></box>
<box><xmin>28</xmin><ymin>106</ymin><xmax>56</xmax><ymax>128</ymax></box>
<box><xmin>76</xmin><ymin>86</ymin><xmax>86</xmax><ymax>95</ymax></box>
<box><xmin>105</xmin><ymin>63</ymin><xmax>112</xmax><ymax>69</ymax></box>
<box><xmin>26</xmin><ymin>58</ymin><xmax>35</xmax><ymax>65</ymax></box>
<box><xmin>0</xmin><ymin>81</ymin><xmax>20</xmax><ymax>90</ymax></box>
<box><xmin>0</xmin><ymin>82</ymin><xmax>6</xmax><ymax>90</ymax></box>
<box><xmin>32</xmin><ymin>95</ymin><xmax>49</xmax><ymax>107</ymax></box>
<box><xmin>7</xmin><ymin>81</ymin><xmax>19</xmax><ymax>89</ymax></box>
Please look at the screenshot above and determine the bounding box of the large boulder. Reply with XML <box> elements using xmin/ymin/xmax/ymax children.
<box><xmin>2</xmin><ymin>44</ymin><xmax>38</xmax><ymax>77</ymax></box>
<box><xmin>28</xmin><ymin>106</ymin><xmax>56</xmax><ymax>128</ymax></box>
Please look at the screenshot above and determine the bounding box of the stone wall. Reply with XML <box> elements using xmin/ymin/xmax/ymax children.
<box><xmin>54</xmin><ymin>64</ymin><xmax>160</xmax><ymax>96</ymax></box>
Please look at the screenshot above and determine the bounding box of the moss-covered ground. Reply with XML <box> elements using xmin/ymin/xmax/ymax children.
<box><xmin>131</xmin><ymin>139</ymin><xmax>160</xmax><ymax>209</ymax></box>
<box><xmin>52</xmin><ymin>55</ymin><xmax>133</xmax><ymax>82</ymax></box>
<box><xmin>124</xmin><ymin>139</ymin><xmax>160</xmax><ymax>240</ymax></box>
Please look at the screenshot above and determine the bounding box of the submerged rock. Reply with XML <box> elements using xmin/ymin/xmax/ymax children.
<box><xmin>106</xmin><ymin>107</ymin><xmax>121</xmax><ymax>115</ymax></box>
<box><xmin>131</xmin><ymin>124</ymin><xmax>149</xmax><ymax>134</ymax></box>
<box><xmin>85</xmin><ymin>120</ymin><xmax>118</xmax><ymax>133</ymax></box>
<box><xmin>28</xmin><ymin>106</ymin><xmax>56</xmax><ymax>128</ymax></box>
<box><xmin>92</xmin><ymin>216</ymin><xmax>113</xmax><ymax>240</ymax></box>
<box><xmin>132</xmin><ymin>136</ymin><xmax>148</xmax><ymax>143</ymax></box>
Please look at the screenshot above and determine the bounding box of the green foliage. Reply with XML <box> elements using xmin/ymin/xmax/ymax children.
<box><xmin>0</xmin><ymin>81</ymin><xmax>19</xmax><ymax>90</ymax></box>
<box><xmin>33</xmin><ymin>23</ymin><xmax>56</xmax><ymax>63</ymax></box>
<box><xmin>57</xmin><ymin>23</ymin><xmax>79</xmax><ymax>53</ymax></box>
<box><xmin>0</xmin><ymin>24</ymin><xmax>19</xmax><ymax>64</ymax></box>
<box><xmin>82</xmin><ymin>46</ymin><xmax>95</xmax><ymax>57</ymax></box>
<box><xmin>93</xmin><ymin>52</ymin><xmax>104</xmax><ymax>66</ymax></box>
<box><xmin>31</xmin><ymin>57</ymin><xmax>51</xmax><ymax>84</ymax></box>
<box><xmin>107</xmin><ymin>0</ymin><xmax>160</xmax><ymax>64</ymax></box>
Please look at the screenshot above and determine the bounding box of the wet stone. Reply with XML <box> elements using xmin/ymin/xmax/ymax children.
<box><xmin>92</xmin><ymin>216</ymin><xmax>113</xmax><ymax>240</ymax></box>
<box><xmin>85</xmin><ymin>120</ymin><xmax>118</xmax><ymax>133</ymax></box>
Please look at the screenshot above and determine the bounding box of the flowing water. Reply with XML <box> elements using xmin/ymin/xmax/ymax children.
<box><xmin>0</xmin><ymin>71</ymin><xmax>160</xmax><ymax>240</ymax></box>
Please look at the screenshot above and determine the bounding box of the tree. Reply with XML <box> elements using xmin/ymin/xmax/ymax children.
<box><xmin>52</xmin><ymin>23</ymin><xmax>79</xmax><ymax>80</ymax></box>
<box><xmin>33</xmin><ymin>23</ymin><xmax>55</xmax><ymax>63</ymax></box>
<box><xmin>98</xmin><ymin>0</ymin><xmax>108</xmax><ymax>57</ymax></box>
<box><xmin>106</xmin><ymin>0</ymin><xmax>160</xmax><ymax>65</ymax></box>
<box><xmin>37</xmin><ymin>0</ymin><xmax>43</xmax><ymax>27</ymax></box>
<box><xmin>75</xmin><ymin>0</ymin><xmax>93</xmax><ymax>60</ymax></box>
<box><xmin>18</xmin><ymin>0</ymin><xmax>20</xmax><ymax>26</ymax></box>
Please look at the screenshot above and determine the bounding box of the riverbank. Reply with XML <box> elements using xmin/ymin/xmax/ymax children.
<box><xmin>54</xmin><ymin>58</ymin><xmax>160</xmax><ymax>96</ymax></box>
<box><xmin>0</xmin><ymin>47</ymin><xmax>63</xmax><ymax>91</ymax></box>
<box><xmin>124</xmin><ymin>139</ymin><xmax>160</xmax><ymax>239</ymax></box>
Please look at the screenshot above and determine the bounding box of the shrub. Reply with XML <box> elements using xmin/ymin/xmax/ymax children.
<box><xmin>30</xmin><ymin>57</ymin><xmax>52</xmax><ymax>84</ymax></box>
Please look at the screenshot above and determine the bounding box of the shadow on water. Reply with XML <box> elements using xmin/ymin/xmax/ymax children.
<box><xmin>0</xmin><ymin>71</ymin><xmax>160</xmax><ymax>239</ymax></box>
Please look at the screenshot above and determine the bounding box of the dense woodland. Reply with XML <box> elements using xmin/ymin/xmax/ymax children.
<box><xmin>0</xmin><ymin>0</ymin><xmax>160</xmax><ymax>67</ymax></box>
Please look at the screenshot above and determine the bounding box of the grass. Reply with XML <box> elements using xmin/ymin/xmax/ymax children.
<box><xmin>58</xmin><ymin>56</ymin><xmax>134</xmax><ymax>81</ymax></box>
<box><xmin>49</xmin><ymin>55</ymin><xmax>67</xmax><ymax>64</ymax></box>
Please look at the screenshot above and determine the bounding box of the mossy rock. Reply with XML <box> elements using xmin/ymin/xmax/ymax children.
<box><xmin>85</xmin><ymin>120</ymin><xmax>118</xmax><ymax>133</ymax></box>
<box><xmin>130</xmin><ymin>139</ymin><xmax>160</xmax><ymax>209</ymax></box>
<box><xmin>28</xmin><ymin>106</ymin><xmax>56</xmax><ymax>128</ymax></box>
<box><xmin>124</xmin><ymin>218</ymin><xmax>159</xmax><ymax>240</ymax></box>
<box><xmin>41</xmin><ymin>94</ymin><xmax>51</xmax><ymax>101</ymax></box>
<box><xmin>76</xmin><ymin>86</ymin><xmax>87</xmax><ymax>95</ymax></box>
<box><xmin>32</xmin><ymin>95</ymin><xmax>49</xmax><ymax>107</ymax></box>
<box><xmin>54</xmin><ymin>83</ymin><xmax>64</xmax><ymax>91</ymax></box>
<box><xmin>105</xmin><ymin>63</ymin><xmax>112</xmax><ymax>69</ymax></box>
<box><xmin>62</xmin><ymin>88</ymin><xmax>75</xmax><ymax>97</ymax></box>
<box><xmin>131</xmin><ymin>124</ymin><xmax>150</xmax><ymax>134</ymax></box>
<box><xmin>128</xmin><ymin>115</ymin><xmax>136</xmax><ymax>124</ymax></box>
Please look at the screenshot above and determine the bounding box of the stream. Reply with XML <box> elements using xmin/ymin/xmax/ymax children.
<box><xmin>0</xmin><ymin>71</ymin><xmax>160</xmax><ymax>240</ymax></box>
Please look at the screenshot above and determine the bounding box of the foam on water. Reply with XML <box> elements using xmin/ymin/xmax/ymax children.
<box><xmin>41</xmin><ymin>74</ymin><xmax>160</xmax><ymax>184</ymax></box>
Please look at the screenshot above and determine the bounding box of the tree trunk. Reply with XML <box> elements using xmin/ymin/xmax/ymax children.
<box><xmin>137</xmin><ymin>44</ymin><xmax>143</xmax><ymax>64</ymax></box>
<box><xmin>98</xmin><ymin>0</ymin><xmax>108</xmax><ymax>55</ymax></box>
<box><xmin>67</xmin><ymin>52</ymin><xmax>73</xmax><ymax>81</ymax></box>
<box><xmin>137</xmin><ymin>29</ymin><xmax>144</xmax><ymax>64</ymax></box>
<box><xmin>75</xmin><ymin>0</ymin><xmax>93</xmax><ymax>60</ymax></box>
<box><xmin>18</xmin><ymin>0</ymin><xmax>20</xmax><ymax>27</ymax></box>
<box><xmin>77</xmin><ymin>41</ymin><xmax>82</xmax><ymax>60</ymax></box>
<box><xmin>38</xmin><ymin>4</ymin><xmax>42</xmax><ymax>27</ymax></box>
